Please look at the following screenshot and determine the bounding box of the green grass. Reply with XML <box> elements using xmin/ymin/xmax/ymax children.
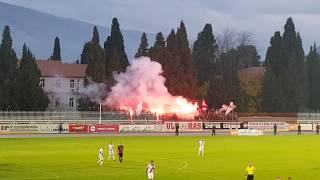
<box><xmin>0</xmin><ymin>135</ymin><xmax>320</xmax><ymax>180</ymax></box>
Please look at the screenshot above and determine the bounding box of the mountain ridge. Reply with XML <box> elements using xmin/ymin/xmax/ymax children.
<box><xmin>0</xmin><ymin>1</ymin><xmax>154</xmax><ymax>63</ymax></box>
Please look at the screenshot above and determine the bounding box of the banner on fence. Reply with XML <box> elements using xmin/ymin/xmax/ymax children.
<box><xmin>89</xmin><ymin>124</ymin><xmax>119</xmax><ymax>133</ymax></box>
<box><xmin>37</xmin><ymin>124</ymin><xmax>68</xmax><ymax>133</ymax></box>
<box><xmin>0</xmin><ymin>124</ymin><xmax>39</xmax><ymax>133</ymax></box>
<box><xmin>164</xmin><ymin>122</ymin><xmax>203</xmax><ymax>132</ymax></box>
<box><xmin>0</xmin><ymin>124</ymin><xmax>69</xmax><ymax>133</ymax></box>
<box><xmin>119</xmin><ymin>125</ymin><xmax>155</xmax><ymax>133</ymax></box>
<box><xmin>248</xmin><ymin>122</ymin><xmax>289</xmax><ymax>131</ymax></box>
<box><xmin>69</xmin><ymin>124</ymin><xmax>89</xmax><ymax>133</ymax></box>
<box><xmin>231</xmin><ymin>129</ymin><xmax>264</xmax><ymax>136</ymax></box>
<box><xmin>203</xmin><ymin>122</ymin><xmax>248</xmax><ymax>129</ymax></box>
<box><xmin>300</xmin><ymin>123</ymin><xmax>313</xmax><ymax>131</ymax></box>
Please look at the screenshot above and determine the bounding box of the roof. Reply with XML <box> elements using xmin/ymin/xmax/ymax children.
<box><xmin>36</xmin><ymin>60</ymin><xmax>87</xmax><ymax>78</ymax></box>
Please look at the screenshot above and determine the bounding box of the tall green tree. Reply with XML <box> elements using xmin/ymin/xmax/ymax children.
<box><xmin>154</xmin><ymin>32</ymin><xmax>165</xmax><ymax>48</ymax></box>
<box><xmin>262</xmin><ymin>17</ymin><xmax>308</xmax><ymax>112</ymax></box>
<box><xmin>16</xmin><ymin>44</ymin><xmax>49</xmax><ymax>111</ymax></box>
<box><xmin>150</xmin><ymin>22</ymin><xmax>197</xmax><ymax>99</ymax></box>
<box><xmin>81</xmin><ymin>26</ymin><xmax>106</xmax><ymax>83</ymax></box>
<box><xmin>149</xmin><ymin>31</ymin><xmax>175</xmax><ymax>93</ymax></box>
<box><xmin>135</xmin><ymin>32</ymin><xmax>149</xmax><ymax>58</ymax></box>
<box><xmin>0</xmin><ymin>25</ymin><xmax>18</xmax><ymax>110</ymax></box>
<box><xmin>192</xmin><ymin>23</ymin><xmax>219</xmax><ymax>86</ymax></box>
<box><xmin>171</xmin><ymin>21</ymin><xmax>197</xmax><ymax>98</ymax></box>
<box><xmin>306</xmin><ymin>44</ymin><xmax>320</xmax><ymax>110</ymax></box>
<box><xmin>105</xmin><ymin>18</ymin><xmax>129</xmax><ymax>74</ymax></box>
<box><xmin>49</xmin><ymin>36</ymin><xmax>61</xmax><ymax>61</ymax></box>
<box><xmin>166</xmin><ymin>29</ymin><xmax>176</xmax><ymax>51</ymax></box>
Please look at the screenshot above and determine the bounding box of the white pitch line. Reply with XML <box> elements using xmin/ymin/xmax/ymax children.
<box><xmin>24</xmin><ymin>177</ymin><xmax>60</xmax><ymax>180</ymax></box>
<box><xmin>159</xmin><ymin>158</ymin><xmax>189</xmax><ymax>170</ymax></box>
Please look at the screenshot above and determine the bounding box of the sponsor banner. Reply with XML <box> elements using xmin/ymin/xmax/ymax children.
<box><xmin>69</xmin><ymin>124</ymin><xmax>89</xmax><ymax>133</ymax></box>
<box><xmin>164</xmin><ymin>122</ymin><xmax>203</xmax><ymax>132</ymax></box>
<box><xmin>300</xmin><ymin>123</ymin><xmax>313</xmax><ymax>131</ymax></box>
<box><xmin>288</xmin><ymin>124</ymin><xmax>298</xmax><ymax>131</ymax></box>
<box><xmin>0</xmin><ymin>124</ymin><xmax>69</xmax><ymax>133</ymax></box>
<box><xmin>89</xmin><ymin>124</ymin><xmax>119</xmax><ymax>133</ymax></box>
<box><xmin>119</xmin><ymin>125</ymin><xmax>155</xmax><ymax>133</ymax></box>
<box><xmin>203</xmin><ymin>122</ymin><xmax>248</xmax><ymax>129</ymax></box>
<box><xmin>37</xmin><ymin>124</ymin><xmax>69</xmax><ymax>133</ymax></box>
<box><xmin>0</xmin><ymin>124</ymin><xmax>39</xmax><ymax>133</ymax></box>
<box><xmin>155</xmin><ymin>125</ymin><xmax>166</xmax><ymax>132</ymax></box>
<box><xmin>232</xmin><ymin>129</ymin><xmax>263</xmax><ymax>136</ymax></box>
<box><xmin>248</xmin><ymin>122</ymin><xmax>289</xmax><ymax>131</ymax></box>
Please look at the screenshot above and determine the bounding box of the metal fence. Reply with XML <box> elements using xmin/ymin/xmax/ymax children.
<box><xmin>297</xmin><ymin>112</ymin><xmax>320</xmax><ymax>123</ymax></box>
<box><xmin>0</xmin><ymin>111</ymin><xmax>158</xmax><ymax>124</ymax></box>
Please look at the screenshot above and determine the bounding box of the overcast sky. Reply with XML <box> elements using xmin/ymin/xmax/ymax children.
<box><xmin>2</xmin><ymin>0</ymin><xmax>320</xmax><ymax>58</ymax></box>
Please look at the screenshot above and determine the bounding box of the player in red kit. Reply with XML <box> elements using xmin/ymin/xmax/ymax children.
<box><xmin>117</xmin><ymin>143</ymin><xmax>124</xmax><ymax>163</ymax></box>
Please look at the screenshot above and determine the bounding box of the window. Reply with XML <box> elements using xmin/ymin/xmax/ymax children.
<box><xmin>69</xmin><ymin>98</ymin><xmax>74</xmax><ymax>107</ymax></box>
<box><xmin>55</xmin><ymin>98</ymin><xmax>60</xmax><ymax>107</ymax></box>
<box><xmin>56</xmin><ymin>79</ymin><xmax>61</xmax><ymax>88</ymax></box>
<box><xmin>40</xmin><ymin>79</ymin><xmax>45</xmax><ymax>88</ymax></box>
<box><xmin>70</xmin><ymin>79</ymin><xmax>75</xmax><ymax>89</ymax></box>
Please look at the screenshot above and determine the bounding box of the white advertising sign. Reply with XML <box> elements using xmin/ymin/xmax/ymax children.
<box><xmin>236</xmin><ymin>129</ymin><xmax>263</xmax><ymax>136</ymax></box>
<box><xmin>119</xmin><ymin>125</ymin><xmax>156</xmax><ymax>132</ymax></box>
<box><xmin>0</xmin><ymin>124</ymin><xmax>68</xmax><ymax>133</ymax></box>
<box><xmin>248</xmin><ymin>122</ymin><xmax>289</xmax><ymax>131</ymax></box>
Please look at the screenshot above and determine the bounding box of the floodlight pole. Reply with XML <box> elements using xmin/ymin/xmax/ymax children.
<box><xmin>99</xmin><ymin>103</ymin><xmax>102</xmax><ymax>124</ymax></box>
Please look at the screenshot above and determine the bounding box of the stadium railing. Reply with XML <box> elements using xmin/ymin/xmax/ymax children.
<box><xmin>0</xmin><ymin>111</ymin><xmax>159</xmax><ymax>125</ymax></box>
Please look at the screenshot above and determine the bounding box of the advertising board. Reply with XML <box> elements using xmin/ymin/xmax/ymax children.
<box><xmin>203</xmin><ymin>122</ymin><xmax>247</xmax><ymax>129</ymax></box>
<box><xmin>248</xmin><ymin>122</ymin><xmax>289</xmax><ymax>131</ymax></box>
<box><xmin>119</xmin><ymin>125</ymin><xmax>155</xmax><ymax>133</ymax></box>
<box><xmin>88</xmin><ymin>124</ymin><xmax>119</xmax><ymax>133</ymax></box>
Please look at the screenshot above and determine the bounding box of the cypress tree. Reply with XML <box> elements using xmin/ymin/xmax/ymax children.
<box><xmin>82</xmin><ymin>26</ymin><xmax>106</xmax><ymax>83</ymax></box>
<box><xmin>49</xmin><ymin>36</ymin><xmax>61</xmax><ymax>61</ymax></box>
<box><xmin>150</xmin><ymin>22</ymin><xmax>197</xmax><ymax>99</ymax></box>
<box><xmin>0</xmin><ymin>25</ymin><xmax>18</xmax><ymax>110</ymax></box>
<box><xmin>105</xmin><ymin>18</ymin><xmax>129</xmax><ymax>74</ymax></box>
<box><xmin>262</xmin><ymin>17</ymin><xmax>308</xmax><ymax>112</ymax></box>
<box><xmin>166</xmin><ymin>29</ymin><xmax>176</xmax><ymax>51</ymax></box>
<box><xmin>149</xmin><ymin>31</ymin><xmax>175</xmax><ymax>91</ymax></box>
<box><xmin>192</xmin><ymin>23</ymin><xmax>219</xmax><ymax>86</ymax></box>
<box><xmin>307</xmin><ymin>44</ymin><xmax>320</xmax><ymax>110</ymax></box>
<box><xmin>135</xmin><ymin>32</ymin><xmax>149</xmax><ymax>58</ymax></box>
<box><xmin>17</xmin><ymin>44</ymin><xmax>49</xmax><ymax>111</ymax></box>
<box><xmin>171</xmin><ymin>21</ymin><xmax>197</xmax><ymax>98</ymax></box>
<box><xmin>154</xmin><ymin>32</ymin><xmax>165</xmax><ymax>48</ymax></box>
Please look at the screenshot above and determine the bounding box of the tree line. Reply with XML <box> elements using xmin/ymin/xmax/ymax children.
<box><xmin>1</xmin><ymin>16</ymin><xmax>320</xmax><ymax>112</ymax></box>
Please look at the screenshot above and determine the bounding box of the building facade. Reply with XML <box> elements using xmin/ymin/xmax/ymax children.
<box><xmin>36</xmin><ymin>60</ymin><xmax>87</xmax><ymax>111</ymax></box>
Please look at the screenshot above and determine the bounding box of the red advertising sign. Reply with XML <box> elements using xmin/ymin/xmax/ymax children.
<box><xmin>69</xmin><ymin>124</ymin><xmax>89</xmax><ymax>133</ymax></box>
<box><xmin>88</xmin><ymin>124</ymin><xmax>119</xmax><ymax>133</ymax></box>
<box><xmin>164</xmin><ymin>122</ymin><xmax>203</xmax><ymax>132</ymax></box>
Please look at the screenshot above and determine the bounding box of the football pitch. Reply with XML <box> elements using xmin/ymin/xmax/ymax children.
<box><xmin>0</xmin><ymin>135</ymin><xmax>319</xmax><ymax>180</ymax></box>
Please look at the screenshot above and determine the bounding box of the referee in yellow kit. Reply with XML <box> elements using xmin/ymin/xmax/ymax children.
<box><xmin>245</xmin><ymin>163</ymin><xmax>256</xmax><ymax>180</ymax></box>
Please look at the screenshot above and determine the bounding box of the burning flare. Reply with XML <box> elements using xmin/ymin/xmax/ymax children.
<box><xmin>104</xmin><ymin>57</ymin><xmax>199</xmax><ymax>118</ymax></box>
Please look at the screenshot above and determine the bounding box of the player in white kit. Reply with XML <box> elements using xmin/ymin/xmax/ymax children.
<box><xmin>146</xmin><ymin>160</ymin><xmax>155</xmax><ymax>180</ymax></box>
<box><xmin>97</xmin><ymin>146</ymin><xmax>104</xmax><ymax>167</ymax></box>
<box><xmin>199</xmin><ymin>139</ymin><xmax>205</xmax><ymax>157</ymax></box>
<box><xmin>108</xmin><ymin>142</ymin><xmax>115</xmax><ymax>161</ymax></box>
